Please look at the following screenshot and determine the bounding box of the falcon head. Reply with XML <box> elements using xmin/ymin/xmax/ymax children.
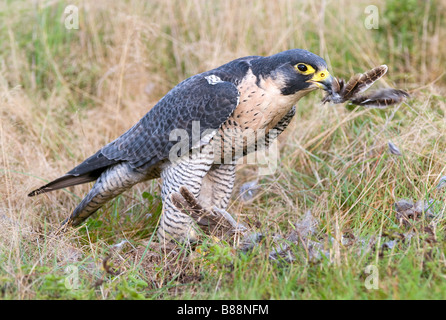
<box><xmin>251</xmin><ymin>49</ymin><xmax>333</xmax><ymax>96</ymax></box>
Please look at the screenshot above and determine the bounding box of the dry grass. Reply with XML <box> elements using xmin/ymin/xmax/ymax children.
<box><xmin>1</xmin><ymin>0</ymin><xmax>445</xmax><ymax>299</ymax></box>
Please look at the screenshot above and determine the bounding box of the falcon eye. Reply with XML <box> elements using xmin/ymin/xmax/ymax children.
<box><xmin>294</xmin><ymin>63</ymin><xmax>315</xmax><ymax>75</ymax></box>
<box><xmin>297</xmin><ymin>64</ymin><xmax>307</xmax><ymax>72</ymax></box>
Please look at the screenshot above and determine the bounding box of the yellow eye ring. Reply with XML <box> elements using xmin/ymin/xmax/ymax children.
<box><xmin>294</xmin><ymin>63</ymin><xmax>315</xmax><ymax>75</ymax></box>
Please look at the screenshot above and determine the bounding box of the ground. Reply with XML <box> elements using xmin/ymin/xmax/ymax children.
<box><xmin>0</xmin><ymin>0</ymin><xmax>445</xmax><ymax>300</ymax></box>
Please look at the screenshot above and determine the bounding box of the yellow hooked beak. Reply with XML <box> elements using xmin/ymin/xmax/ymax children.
<box><xmin>307</xmin><ymin>69</ymin><xmax>333</xmax><ymax>91</ymax></box>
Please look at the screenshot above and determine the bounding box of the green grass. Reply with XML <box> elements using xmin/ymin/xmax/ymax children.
<box><xmin>1</xmin><ymin>0</ymin><xmax>446</xmax><ymax>300</ymax></box>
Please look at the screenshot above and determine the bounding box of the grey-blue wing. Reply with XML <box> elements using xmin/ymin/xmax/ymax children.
<box><xmin>69</xmin><ymin>55</ymin><xmax>261</xmax><ymax>176</ymax></box>
<box><xmin>67</xmin><ymin>73</ymin><xmax>240</xmax><ymax>178</ymax></box>
<box><xmin>100</xmin><ymin>76</ymin><xmax>239</xmax><ymax>169</ymax></box>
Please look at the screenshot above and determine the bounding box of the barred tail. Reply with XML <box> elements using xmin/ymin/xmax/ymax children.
<box><xmin>64</xmin><ymin>162</ymin><xmax>146</xmax><ymax>226</ymax></box>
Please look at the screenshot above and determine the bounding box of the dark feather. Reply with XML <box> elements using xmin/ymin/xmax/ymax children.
<box><xmin>322</xmin><ymin>65</ymin><xmax>408</xmax><ymax>108</ymax></box>
<box><xmin>332</xmin><ymin>77</ymin><xmax>343</xmax><ymax>95</ymax></box>
<box><xmin>28</xmin><ymin>169</ymin><xmax>103</xmax><ymax>197</ymax></box>
<box><xmin>350</xmin><ymin>89</ymin><xmax>410</xmax><ymax>108</ymax></box>
<box><xmin>28</xmin><ymin>151</ymin><xmax>116</xmax><ymax>197</ymax></box>
<box><xmin>341</xmin><ymin>73</ymin><xmax>362</xmax><ymax>100</ymax></box>
<box><xmin>341</xmin><ymin>65</ymin><xmax>388</xmax><ymax>100</ymax></box>
<box><xmin>67</xmin><ymin>150</ymin><xmax>119</xmax><ymax>176</ymax></box>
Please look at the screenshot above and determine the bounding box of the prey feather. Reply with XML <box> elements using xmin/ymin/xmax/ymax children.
<box><xmin>322</xmin><ymin>65</ymin><xmax>409</xmax><ymax>108</ymax></box>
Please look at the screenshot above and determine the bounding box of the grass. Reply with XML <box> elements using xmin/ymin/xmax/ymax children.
<box><xmin>1</xmin><ymin>0</ymin><xmax>445</xmax><ymax>300</ymax></box>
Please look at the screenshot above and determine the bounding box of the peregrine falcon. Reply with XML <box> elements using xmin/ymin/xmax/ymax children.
<box><xmin>29</xmin><ymin>49</ymin><xmax>333</xmax><ymax>242</ymax></box>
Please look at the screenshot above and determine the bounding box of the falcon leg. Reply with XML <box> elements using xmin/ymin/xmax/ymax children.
<box><xmin>158</xmin><ymin>145</ymin><xmax>215</xmax><ymax>243</ymax></box>
<box><xmin>198</xmin><ymin>163</ymin><xmax>235</xmax><ymax>210</ymax></box>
